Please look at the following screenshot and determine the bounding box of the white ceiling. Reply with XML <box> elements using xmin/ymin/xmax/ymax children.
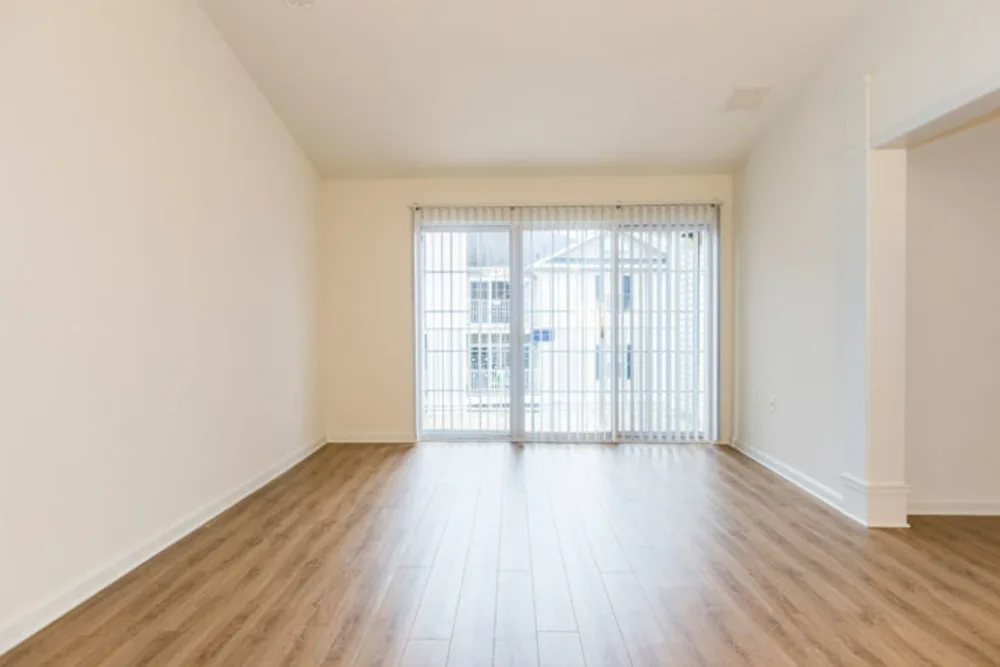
<box><xmin>201</xmin><ymin>0</ymin><xmax>864</xmax><ymax>177</ymax></box>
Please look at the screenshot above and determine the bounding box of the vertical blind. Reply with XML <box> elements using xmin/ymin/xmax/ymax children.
<box><xmin>415</xmin><ymin>203</ymin><xmax>718</xmax><ymax>443</ymax></box>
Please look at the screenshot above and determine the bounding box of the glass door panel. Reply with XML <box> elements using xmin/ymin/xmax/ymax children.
<box><xmin>522</xmin><ymin>228</ymin><xmax>613</xmax><ymax>440</ymax></box>
<box><xmin>617</xmin><ymin>226</ymin><xmax>711</xmax><ymax>440</ymax></box>
<box><xmin>419</xmin><ymin>229</ymin><xmax>511</xmax><ymax>435</ymax></box>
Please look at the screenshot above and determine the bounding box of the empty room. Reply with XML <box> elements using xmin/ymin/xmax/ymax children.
<box><xmin>3</xmin><ymin>0</ymin><xmax>1000</xmax><ymax>665</ymax></box>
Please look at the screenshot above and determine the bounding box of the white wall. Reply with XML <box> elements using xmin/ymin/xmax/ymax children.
<box><xmin>322</xmin><ymin>176</ymin><xmax>733</xmax><ymax>444</ymax></box>
<box><xmin>866</xmin><ymin>0</ymin><xmax>1000</xmax><ymax>145</ymax></box>
<box><xmin>736</xmin><ymin>0</ymin><xmax>1000</xmax><ymax>523</ymax></box>
<box><xmin>735</xmin><ymin>89</ymin><xmax>852</xmax><ymax>499</ymax></box>
<box><xmin>0</xmin><ymin>0</ymin><xmax>323</xmax><ymax>650</ymax></box>
<box><xmin>907</xmin><ymin>117</ymin><xmax>1000</xmax><ymax>514</ymax></box>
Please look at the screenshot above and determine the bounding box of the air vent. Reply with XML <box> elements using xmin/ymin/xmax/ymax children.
<box><xmin>285</xmin><ymin>0</ymin><xmax>316</xmax><ymax>7</ymax></box>
<box><xmin>724</xmin><ymin>86</ymin><xmax>772</xmax><ymax>112</ymax></box>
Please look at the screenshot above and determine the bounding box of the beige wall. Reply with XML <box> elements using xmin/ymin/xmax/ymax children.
<box><xmin>0</xmin><ymin>0</ymin><xmax>323</xmax><ymax>649</ymax></box>
<box><xmin>907</xmin><ymin>117</ymin><xmax>1000</xmax><ymax>514</ymax></box>
<box><xmin>322</xmin><ymin>176</ymin><xmax>733</xmax><ymax>443</ymax></box>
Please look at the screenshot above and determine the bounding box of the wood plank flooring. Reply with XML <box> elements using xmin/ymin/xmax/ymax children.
<box><xmin>3</xmin><ymin>443</ymin><xmax>1000</xmax><ymax>666</ymax></box>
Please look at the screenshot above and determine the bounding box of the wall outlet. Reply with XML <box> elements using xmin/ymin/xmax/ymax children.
<box><xmin>768</xmin><ymin>394</ymin><xmax>777</xmax><ymax>413</ymax></box>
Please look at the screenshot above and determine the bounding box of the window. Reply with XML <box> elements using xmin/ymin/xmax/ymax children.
<box><xmin>524</xmin><ymin>342</ymin><xmax>538</xmax><ymax>395</ymax></box>
<box><xmin>622</xmin><ymin>275</ymin><xmax>632</xmax><ymax>311</ymax></box>
<box><xmin>595</xmin><ymin>275</ymin><xmax>603</xmax><ymax>300</ymax></box>
<box><xmin>470</xmin><ymin>281</ymin><xmax>489</xmax><ymax>323</ymax></box>
<box><xmin>467</xmin><ymin>334</ymin><xmax>535</xmax><ymax>395</ymax></box>
<box><xmin>625</xmin><ymin>343</ymin><xmax>633</xmax><ymax>381</ymax></box>
<box><xmin>491</xmin><ymin>280</ymin><xmax>511</xmax><ymax>323</ymax></box>
<box><xmin>468</xmin><ymin>333</ymin><xmax>510</xmax><ymax>392</ymax></box>
<box><xmin>470</xmin><ymin>280</ymin><xmax>510</xmax><ymax>324</ymax></box>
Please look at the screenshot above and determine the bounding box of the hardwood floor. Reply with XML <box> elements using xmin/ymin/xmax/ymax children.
<box><xmin>4</xmin><ymin>443</ymin><xmax>1000</xmax><ymax>666</ymax></box>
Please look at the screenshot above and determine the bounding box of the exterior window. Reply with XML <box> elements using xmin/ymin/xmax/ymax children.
<box><xmin>491</xmin><ymin>281</ymin><xmax>511</xmax><ymax>323</ymax></box>
<box><xmin>524</xmin><ymin>342</ymin><xmax>538</xmax><ymax>394</ymax></box>
<box><xmin>470</xmin><ymin>281</ymin><xmax>489</xmax><ymax>323</ymax></box>
<box><xmin>622</xmin><ymin>275</ymin><xmax>632</xmax><ymax>311</ymax></box>
<box><xmin>468</xmin><ymin>333</ymin><xmax>511</xmax><ymax>392</ymax></box>
<box><xmin>594</xmin><ymin>345</ymin><xmax>601</xmax><ymax>380</ymax></box>
<box><xmin>626</xmin><ymin>343</ymin><xmax>633</xmax><ymax>381</ymax></box>
<box><xmin>470</xmin><ymin>280</ymin><xmax>510</xmax><ymax>324</ymax></box>
<box><xmin>595</xmin><ymin>275</ymin><xmax>603</xmax><ymax>300</ymax></box>
<box><xmin>469</xmin><ymin>345</ymin><xmax>485</xmax><ymax>371</ymax></box>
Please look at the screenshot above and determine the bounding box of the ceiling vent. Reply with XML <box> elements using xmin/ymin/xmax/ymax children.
<box><xmin>284</xmin><ymin>0</ymin><xmax>317</xmax><ymax>7</ymax></box>
<box><xmin>724</xmin><ymin>86</ymin><xmax>772</xmax><ymax>112</ymax></box>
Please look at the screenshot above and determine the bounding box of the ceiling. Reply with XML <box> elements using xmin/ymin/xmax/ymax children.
<box><xmin>200</xmin><ymin>0</ymin><xmax>864</xmax><ymax>177</ymax></box>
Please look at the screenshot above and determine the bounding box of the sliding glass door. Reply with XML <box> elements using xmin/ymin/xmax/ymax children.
<box><xmin>415</xmin><ymin>204</ymin><xmax>718</xmax><ymax>443</ymax></box>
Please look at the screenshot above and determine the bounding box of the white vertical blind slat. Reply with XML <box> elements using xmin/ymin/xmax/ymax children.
<box><xmin>415</xmin><ymin>203</ymin><xmax>718</xmax><ymax>443</ymax></box>
<box><xmin>646</xmin><ymin>207</ymin><xmax>655</xmax><ymax>440</ymax></box>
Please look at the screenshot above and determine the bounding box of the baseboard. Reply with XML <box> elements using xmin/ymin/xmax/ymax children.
<box><xmin>838</xmin><ymin>473</ymin><xmax>871</xmax><ymax>527</ymax></box>
<box><xmin>730</xmin><ymin>441</ymin><xmax>849</xmax><ymax>519</ymax></box>
<box><xmin>327</xmin><ymin>432</ymin><xmax>416</xmax><ymax>444</ymax></box>
<box><xmin>908</xmin><ymin>500</ymin><xmax>1000</xmax><ymax>516</ymax></box>
<box><xmin>840</xmin><ymin>473</ymin><xmax>910</xmax><ymax>528</ymax></box>
<box><xmin>0</xmin><ymin>437</ymin><xmax>327</xmax><ymax>657</ymax></box>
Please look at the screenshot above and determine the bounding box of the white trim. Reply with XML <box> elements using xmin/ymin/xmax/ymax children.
<box><xmin>412</xmin><ymin>210</ymin><xmax>423</xmax><ymax>442</ymax></box>
<box><xmin>709</xmin><ymin>211</ymin><xmax>721</xmax><ymax>442</ymax></box>
<box><xmin>841</xmin><ymin>473</ymin><xmax>910</xmax><ymax>528</ymax></box>
<box><xmin>838</xmin><ymin>473</ymin><xmax>870</xmax><ymax>528</ymax></box>
<box><xmin>0</xmin><ymin>437</ymin><xmax>327</xmax><ymax>657</ymax></box>
<box><xmin>730</xmin><ymin>442</ymin><xmax>850</xmax><ymax>519</ymax></box>
<box><xmin>871</xmin><ymin>69</ymin><xmax>1000</xmax><ymax>148</ymax></box>
<box><xmin>610</xmin><ymin>211</ymin><xmax>620</xmax><ymax>439</ymax></box>
<box><xmin>509</xmin><ymin>216</ymin><xmax>525</xmax><ymax>439</ymax></box>
<box><xmin>908</xmin><ymin>500</ymin><xmax>1000</xmax><ymax>516</ymax></box>
<box><xmin>327</xmin><ymin>432</ymin><xmax>416</xmax><ymax>444</ymax></box>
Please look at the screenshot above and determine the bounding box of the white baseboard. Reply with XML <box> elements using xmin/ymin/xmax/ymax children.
<box><xmin>730</xmin><ymin>441</ymin><xmax>849</xmax><ymax>519</ymax></box>
<box><xmin>838</xmin><ymin>472</ymin><xmax>870</xmax><ymax>527</ymax></box>
<box><xmin>0</xmin><ymin>437</ymin><xmax>327</xmax><ymax>658</ymax></box>
<box><xmin>327</xmin><ymin>432</ymin><xmax>416</xmax><ymax>444</ymax></box>
<box><xmin>841</xmin><ymin>474</ymin><xmax>910</xmax><ymax>528</ymax></box>
<box><xmin>908</xmin><ymin>500</ymin><xmax>1000</xmax><ymax>516</ymax></box>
